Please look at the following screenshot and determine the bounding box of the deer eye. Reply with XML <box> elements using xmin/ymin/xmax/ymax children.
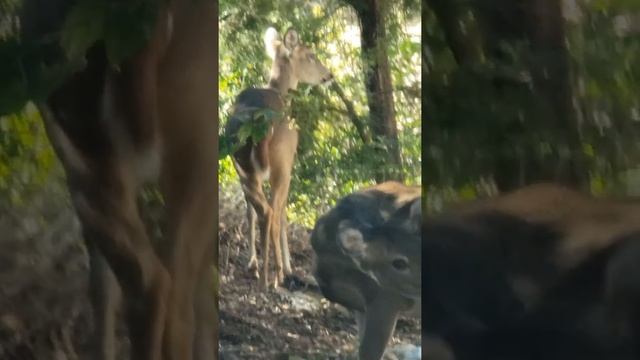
<box><xmin>391</xmin><ymin>257</ymin><xmax>409</xmax><ymax>271</ymax></box>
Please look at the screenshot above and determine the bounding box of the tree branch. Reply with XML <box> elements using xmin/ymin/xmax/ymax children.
<box><xmin>328</xmin><ymin>82</ymin><xmax>371</xmax><ymax>144</ymax></box>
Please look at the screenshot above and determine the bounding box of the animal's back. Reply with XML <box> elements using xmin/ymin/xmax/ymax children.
<box><xmin>225</xmin><ymin>88</ymin><xmax>285</xmax><ymax>137</ymax></box>
<box><xmin>422</xmin><ymin>183</ymin><xmax>640</xmax><ymax>359</ymax></box>
<box><xmin>446</xmin><ymin>182</ymin><xmax>640</xmax><ymax>269</ymax></box>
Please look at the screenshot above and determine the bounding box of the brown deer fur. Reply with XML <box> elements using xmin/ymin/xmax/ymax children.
<box><xmin>423</xmin><ymin>183</ymin><xmax>640</xmax><ymax>360</ymax></box>
<box><xmin>19</xmin><ymin>1</ymin><xmax>218</xmax><ymax>359</ymax></box>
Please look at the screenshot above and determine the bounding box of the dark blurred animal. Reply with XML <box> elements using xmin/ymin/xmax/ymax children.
<box><xmin>422</xmin><ymin>183</ymin><xmax>640</xmax><ymax>360</ymax></box>
<box><xmin>311</xmin><ymin>181</ymin><xmax>421</xmax><ymax>360</ymax></box>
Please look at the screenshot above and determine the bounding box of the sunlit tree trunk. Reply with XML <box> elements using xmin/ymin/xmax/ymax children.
<box><xmin>345</xmin><ymin>0</ymin><xmax>403</xmax><ymax>182</ymax></box>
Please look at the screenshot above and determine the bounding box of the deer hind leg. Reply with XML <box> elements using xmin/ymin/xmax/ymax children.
<box><xmin>280</xmin><ymin>213</ymin><xmax>292</xmax><ymax>276</ymax></box>
<box><xmin>245</xmin><ymin>195</ymin><xmax>259</xmax><ymax>277</ymax></box>
<box><xmin>85</xmin><ymin>239</ymin><xmax>121</xmax><ymax>360</ymax></box>
<box><xmin>240</xmin><ymin>175</ymin><xmax>274</xmax><ymax>289</ymax></box>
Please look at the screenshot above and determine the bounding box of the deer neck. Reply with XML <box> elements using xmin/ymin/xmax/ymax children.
<box><xmin>267</xmin><ymin>57</ymin><xmax>298</xmax><ymax>95</ymax></box>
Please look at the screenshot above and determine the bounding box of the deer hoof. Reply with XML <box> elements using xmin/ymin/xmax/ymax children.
<box><xmin>260</xmin><ymin>274</ymin><xmax>270</xmax><ymax>290</ymax></box>
<box><xmin>247</xmin><ymin>256</ymin><xmax>258</xmax><ymax>271</ymax></box>
<box><xmin>283</xmin><ymin>264</ymin><xmax>293</xmax><ymax>276</ymax></box>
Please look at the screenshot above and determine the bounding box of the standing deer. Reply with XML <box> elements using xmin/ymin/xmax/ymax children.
<box><xmin>19</xmin><ymin>0</ymin><xmax>217</xmax><ymax>359</ymax></box>
<box><xmin>225</xmin><ymin>27</ymin><xmax>333</xmax><ymax>288</ymax></box>
<box><xmin>311</xmin><ymin>181</ymin><xmax>422</xmax><ymax>360</ymax></box>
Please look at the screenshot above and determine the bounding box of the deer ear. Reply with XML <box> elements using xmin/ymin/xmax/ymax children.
<box><xmin>264</xmin><ymin>27</ymin><xmax>280</xmax><ymax>60</ymax></box>
<box><xmin>337</xmin><ymin>220</ymin><xmax>367</xmax><ymax>259</ymax></box>
<box><xmin>390</xmin><ymin>197</ymin><xmax>422</xmax><ymax>233</ymax></box>
<box><xmin>283</xmin><ymin>27</ymin><xmax>299</xmax><ymax>50</ymax></box>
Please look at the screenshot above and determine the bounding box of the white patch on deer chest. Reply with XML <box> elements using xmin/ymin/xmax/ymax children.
<box><xmin>250</xmin><ymin>147</ymin><xmax>270</xmax><ymax>180</ymax></box>
<box><xmin>133</xmin><ymin>144</ymin><xmax>162</xmax><ymax>182</ymax></box>
<box><xmin>166</xmin><ymin>11</ymin><xmax>174</xmax><ymax>40</ymax></box>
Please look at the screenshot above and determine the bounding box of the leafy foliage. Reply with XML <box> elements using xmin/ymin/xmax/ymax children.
<box><xmin>219</xmin><ymin>108</ymin><xmax>286</xmax><ymax>160</ymax></box>
<box><xmin>60</xmin><ymin>0</ymin><xmax>161</xmax><ymax>65</ymax></box>
<box><xmin>0</xmin><ymin>104</ymin><xmax>62</xmax><ymax>207</ymax></box>
<box><xmin>0</xmin><ymin>0</ymin><xmax>165</xmax><ymax>214</ymax></box>
<box><xmin>0</xmin><ymin>0</ymin><xmax>162</xmax><ymax>116</ymax></box>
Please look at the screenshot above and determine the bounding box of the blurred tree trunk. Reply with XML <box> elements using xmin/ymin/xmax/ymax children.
<box><xmin>426</xmin><ymin>0</ymin><xmax>485</xmax><ymax>65</ymax></box>
<box><xmin>345</xmin><ymin>0</ymin><xmax>403</xmax><ymax>182</ymax></box>
<box><xmin>519</xmin><ymin>0</ymin><xmax>586</xmax><ymax>190</ymax></box>
<box><xmin>426</xmin><ymin>0</ymin><xmax>587</xmax><ymax>191</ymax></box>
<box><xmin>475</xmin><ymin>0</ymin><xmax>586</xmax><ymax>192</ymax></box>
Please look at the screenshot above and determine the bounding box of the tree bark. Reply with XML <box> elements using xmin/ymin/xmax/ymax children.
<box><xmin>329</xmin><ymin>82</ymin><xmax>371</xmax><ymax>144</ymax></box>
<box><xmin>519</xmin><ymin>0</ymin><xmax>586</xmax><ymax>190</ymax></box>
<box><xmin>346</xmin><ymin>0</ymin><xmax>403</xmax><ymax>182</ymax></box>
<box><xmin>471</xmin><ymin>0</ymin><xmax>587</xmax><ymax>192</ymax></box>
<box><xmin>426</xmin><ymin>0</ymin><xmax>485</xmax><ymax>65</ymax></box>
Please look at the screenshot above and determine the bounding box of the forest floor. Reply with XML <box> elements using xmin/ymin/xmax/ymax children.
<box><xmin>0</xmin><ymin>185</ymin><xmax>421</xmax><ymax>359</ymax></box>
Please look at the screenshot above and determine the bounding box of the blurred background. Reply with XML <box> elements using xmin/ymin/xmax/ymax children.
<box><xmin>424</xmin><ymin>0</ymin><xmax>640</xmax><ymax>209</ymax></box>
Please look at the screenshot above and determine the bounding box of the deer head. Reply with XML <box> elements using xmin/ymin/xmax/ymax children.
<box><xmin>337</xmin><ymin>197</ymin><xmax>422</xmax><ymax>300</ymax></box>
<box><xmin>264</xmin><ymin>27</ymin><xmax>333</xmax><ymax>92</ymax></box>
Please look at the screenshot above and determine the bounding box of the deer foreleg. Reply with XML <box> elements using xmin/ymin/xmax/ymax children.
<box><xmin>359</xmin><ymin>293</ymin><xmax>403</xmax><ymax>360</ymax></box>
<box><xmin>270</xmin><ymin>203</ymin><xmax>284</xmax><ymax>288</ymax></box>
<box><xmin>245</xmin><ymin>196</ymin><xmax>259</xmax><ymax>277</ymax></box>
<box><xmin>280</xmin><ymin>213</ymin><xmax>292</xmax><ymax>276</ymax></box>
<box><xmin>240</xmin><ymin>176</ymin><xmax>274</xmax><ymax>289</ymax></box>
<box><xmin>269</xmin><ymin>171</ymin><xmax>292</xmax><ymax>287</ymax></box>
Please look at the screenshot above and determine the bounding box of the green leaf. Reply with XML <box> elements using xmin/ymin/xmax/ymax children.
<box><xmin>60</xmin><ymin>0</ymin><xmax>107</xmax><ymax>61</ymax></box>
<box><xmin>104</xmin><ymin>0</ymin><xmax>159</xmax><ymax>66</ymax></box>
<box><xmin>0</xmin><ymin>39</ymin><xmax>28</xmax><ymax>116</ymax></box>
